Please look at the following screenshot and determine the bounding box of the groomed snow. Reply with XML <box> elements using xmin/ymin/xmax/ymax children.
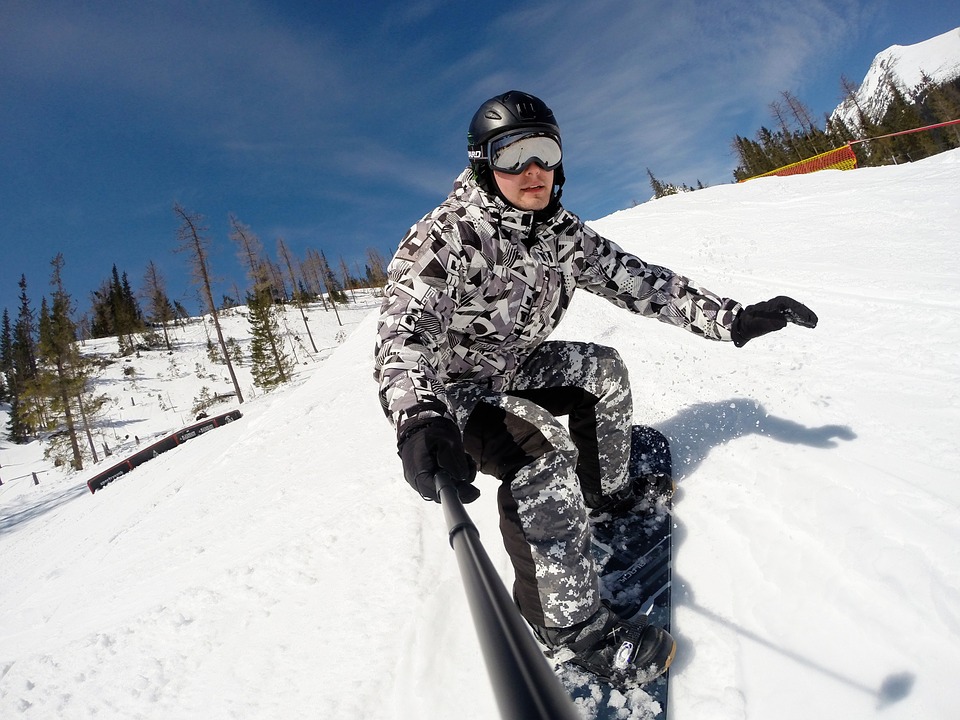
<box><xmin>2</xmin><ymin>149</ymin><xmax>959</xmax><ymax>719</ymax></box>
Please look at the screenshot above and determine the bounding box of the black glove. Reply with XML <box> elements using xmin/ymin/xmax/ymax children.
<box><xmin>398</xmin><ymin>417</ymin><xmax>480</xmax><ymax>503</ymax></box>
<box><xmin>731</xmin><ymin>296</ymin><xmax>818</xmax><ymax>347</ymax></box>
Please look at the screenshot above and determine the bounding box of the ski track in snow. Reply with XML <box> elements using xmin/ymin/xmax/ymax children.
<box><xmin>2</xmin><ymin>149</ymin><xmax>960</xmax><ymax>719</ymax></box>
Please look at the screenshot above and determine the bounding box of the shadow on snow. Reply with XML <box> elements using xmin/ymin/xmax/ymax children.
<box><xmin>656</xmin><ymin>397</ymin><xmax>857</xmax><ymax>479</ymax></box>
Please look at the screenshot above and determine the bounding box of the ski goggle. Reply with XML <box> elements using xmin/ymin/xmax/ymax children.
<box><xmin>486</xmin><ymin>131</ymin><xmax>562</xmax><ymax>174</ymax></box>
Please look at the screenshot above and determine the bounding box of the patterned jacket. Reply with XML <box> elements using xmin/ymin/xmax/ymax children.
<box><xmin>374</xmin><ymin>169</ymin><xmax>741</xmax><ymax>436</ymax></box>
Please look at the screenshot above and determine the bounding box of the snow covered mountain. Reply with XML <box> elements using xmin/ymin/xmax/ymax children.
<box><xmin>2</xmin><ymin>150</ymin><xmax>960</xmax><ymax>719</ymax></box>
<box><xmin>832</xmin><ymin>26</ymin><xmax>960</xmax><ymax>128</ymax></box>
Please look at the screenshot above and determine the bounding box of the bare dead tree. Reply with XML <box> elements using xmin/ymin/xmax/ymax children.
<box><xmin>781</xmin><ymin>90</ymin><xmax>824</xmax><ymax>154</ymax></box>
<box><xmin>307</xmin><ymin>248</ymin><xmax>341</xmax><ymax>326</ymax></box>
<box><xmin>277</xmin><ymin>237</ymin><xmax>318</xmax><ymax>353</ymax></box>
<box><xmin>173</xmin><ymin>203</ymin><xmax>244</xmax><ymax>404</ymax></box>
<box><xmin>768</xmin><ymin>99</ymin><xmax>804</xmax><ymax>162</ymax></box>
<box><xmin>365</xmin><ymin>247</ymin><xmax>389</xmax><ymax>289</ymax></box>
<box><xmin>840</xmin><ymin>74</ymin><xmax>872</xmax><ymax>130</ymax></box>
<box><xmin>142</xmin><ymin>260</ymin><xmax>175</xmax><ymax>351</ymax></box>
<box><xmin>265</xmin><ymin>258</ymin><xmax>288</xmax><ymax>303</ymax></box>
<box><xmin>305</xmin><ymin>249</ymin><xmax>331</xmax><ymax>312</ymax></box>
<box><xmin>338</xmin><ymin>256</ymin><xmax>357</xmax><ymax>302</ymax></box>
<box><xmin>229</xmin><ymin>214</ymin><xmax>269</xmax><ymax>297</ymax></box>
<box><xmin>298</xmin><ymin>255</ymin><xmax>328</xmax><ymax>311</ymax></box>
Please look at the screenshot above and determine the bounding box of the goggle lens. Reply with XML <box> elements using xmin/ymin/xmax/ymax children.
<box><xmin>487</xmin><ymin>132</ymin><xmax>562</xmax><ymax>174</ymax></box>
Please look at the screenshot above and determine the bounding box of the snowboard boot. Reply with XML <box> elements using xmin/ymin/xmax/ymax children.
<box><xmin>533</xmin><ymin>603</ymin><xmax>676</xmax><ymax>686</ymax></box>
<box><xmin>583</xmin><ymin>484</ymin><xmax>635</xmax><ymax>516</ymax></box>
<box><xmin>635</xmin><ymin>470</ymin><xmax>675</xmax><ymax>504</ymax></box>
<box><xmin>585</xmin><ymin>471</ymin><xmax>674</xmax><ymax>518</ymax></box>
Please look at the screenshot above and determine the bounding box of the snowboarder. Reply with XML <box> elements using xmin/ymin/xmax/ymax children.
<box><xmin>374</xmin><ymin>90</ymin><xmax>817</xmax><ymax>685</ymax></box>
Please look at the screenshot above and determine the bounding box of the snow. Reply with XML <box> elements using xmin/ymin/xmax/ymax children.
<box><xmin>832</xmin><ymin>26</ymin><xmax>960</xmax><ymax>128</ymax></box>
<box><xmin>3</xmin><ymin>149</ymin><xmax>960</xmax><ymax>719</ymax></box>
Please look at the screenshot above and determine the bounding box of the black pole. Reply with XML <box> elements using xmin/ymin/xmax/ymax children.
<box><xmin>435</xmin><ymin>472</ymin><xmax>580</xmax><ymax>720</ymax></box>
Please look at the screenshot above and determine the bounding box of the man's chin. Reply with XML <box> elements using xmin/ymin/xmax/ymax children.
<box><xmin>518</xmin><ymin>195</ymin><xmax>550</xmax><ymax>211</ymax></box>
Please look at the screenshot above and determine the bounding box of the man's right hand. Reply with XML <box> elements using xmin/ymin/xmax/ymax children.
<box><xmin>398</xmin><ymin>417</ymin><xmax>480</xmax><ymax>503</ymax></box>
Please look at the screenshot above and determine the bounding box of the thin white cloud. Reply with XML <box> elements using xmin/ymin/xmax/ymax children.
<box><xmin>450</xmin><ymin>0</ymin><xmax>869</xmax><ymax>203</ymax></box>
<box><xmin>2</xmin><ymin>2</ymin><xmax>351</xmax><ymax>153</ymax></box>
<box><xmin>0</xmin><ymin>0</ymin><xmax>915</xmax><ymax>317</ymax></box>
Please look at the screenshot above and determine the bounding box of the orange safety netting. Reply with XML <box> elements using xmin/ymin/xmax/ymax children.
<box><xmin>743</xmin><ymin>144</ymin><xmax>858</xmax><ymax>182</ymax></box>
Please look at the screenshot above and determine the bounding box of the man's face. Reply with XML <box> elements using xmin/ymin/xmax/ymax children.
<box><xmin>493</xmin><ymin>165</ymin><xmax>555</xmax><ymax>211</ymax></box>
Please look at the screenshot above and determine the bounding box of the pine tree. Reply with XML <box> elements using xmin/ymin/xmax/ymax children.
<box><xmin>37</xmin><ymin>254</ymin><xmax>84</xmax><ymax>469</ymax></box>
<box><xmin>173</xmin><ymin>300</ymin><xmax>191</xmax><ymax>328</ymax></box>
<box><xmin>90</xmin><ymin>280</ymin><xmax>114</xmax><ymax>338</ymax></box>
<box><xmin>247</xmin><ymin>287</ymin><xmax>292</xmax><ymax>390</ymax></box>
<box><xmin>880</xmin><ymin>74</ymin><xmax>941</xmax><ymax>163</ymax></box>
<box><xmin>89</xmin><ymin>265</ymin><xmax>145</xmax><ymax>347</ymax></box>
<box><xmin>120</xmin><ymin>270</ymin><xmax>144</xmax><ymax>335</ymax></box>
<box><xmin>915</xmin><ymin>73</ymin><xmax>960</xmax><ymax>150</ymax></box>
<box><xmin>646</xmin><ymin>168</ymin><xmax>667</xmax><ymax>199</ymax></box>
<box><xmin>0</xmin><ymin>309</ymin><xmax>11</xmax><ymax>404</ymax></box>
<box><xmin>113</xmin><ymin>266</ymin><xmax>144</xmax><ymax>351</ymax></box>
<box><xmin>8</xmin><ymin>275</ymin><xmax>40</xmax><ymax>442</ymax></box>
<box><xmin>731</xmin><ymin>137</ymin><xmax>765</xmax><ymax>181</ymax></box>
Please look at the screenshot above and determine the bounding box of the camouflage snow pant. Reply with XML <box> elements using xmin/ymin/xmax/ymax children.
<box><xmin>446</xmin><ymin>341</ymin><xmax>633</xmax><ymax>629</ymax></box>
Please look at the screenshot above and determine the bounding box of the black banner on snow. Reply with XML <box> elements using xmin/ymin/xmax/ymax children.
<box><xmin>86</xmin><ymin>409</ymin><xmax>243</xmax><ymax>494</ymax></box>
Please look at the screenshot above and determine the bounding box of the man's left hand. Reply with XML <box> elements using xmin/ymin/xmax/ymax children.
<box><xmin>731</xmin><ymin>296</ymin><xmax>818</xmax><ymax>347</ymax></box>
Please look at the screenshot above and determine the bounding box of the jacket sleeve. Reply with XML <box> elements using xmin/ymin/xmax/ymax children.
<box><xmin>574</xmin><ymin>220</ymin><xmax>742</xmax><ymax>341</ymax></box>
<box><xmin>374</xmin><ymin>214</ymin><xmax>465</xmax><ymax>437</ymax></box>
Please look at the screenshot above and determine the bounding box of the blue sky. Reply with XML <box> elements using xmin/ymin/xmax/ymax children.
<box><xmin>1</xmin><ymin>0</ymin><xmax>957</xmax><ymax>321</ymax></box>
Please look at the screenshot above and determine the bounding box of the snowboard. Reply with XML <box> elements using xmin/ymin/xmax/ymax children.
<box><xmin>557</xmin><ymin>425</ymin><xmax>674</xmax><ymax>720</ymax></box>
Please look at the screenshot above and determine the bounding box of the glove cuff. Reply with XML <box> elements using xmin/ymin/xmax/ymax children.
<box><xmin>730</xmin><ymin>312</ymin><xmax>750</xmax><ymax>348</ymax></box>
<box><xmin>397</xmin><ymin>415</ymin><xmax>459</xmax><ymax>449</ymax></box>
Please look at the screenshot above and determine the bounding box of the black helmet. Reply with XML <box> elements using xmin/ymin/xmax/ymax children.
<box><xmin>467</xmin><ymin>90</ymin><xmax>565</xmax><ymax>204</ymax></box>
<box><xmin>467</xmin><ymin>91</ymin><xmax>561</xmax><ymax>162</ymax></box>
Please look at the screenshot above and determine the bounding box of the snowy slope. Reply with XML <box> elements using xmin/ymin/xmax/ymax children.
<box><xmin>2</xmin><ymin>150</ymin><xmax>960</xmax><ymax>720</ymax></box>
<box><xmin>832</xmin><ymin>26</ymin><xmax>960</xmax><ymax>128</ymax></box>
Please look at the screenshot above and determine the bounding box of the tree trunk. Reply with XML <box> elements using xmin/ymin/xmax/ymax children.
<box><xmin>54</xmin><ymin>357</ymin><xmax>83</xmax><ymax>470</ymax></box>
<box><xmin>174</xmin><ymin>204</ymin><xmax>245</xmax><ymax>404</ymax></box>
